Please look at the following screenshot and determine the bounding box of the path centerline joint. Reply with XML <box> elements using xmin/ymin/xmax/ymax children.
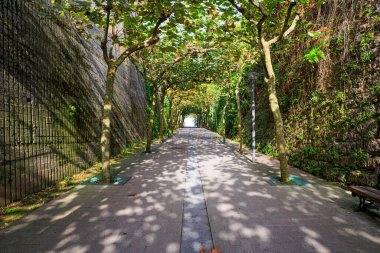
<box><xmin>180</xmin><ymin>130</ymin><xmax>214</xmax><ymax>253</ymax></box>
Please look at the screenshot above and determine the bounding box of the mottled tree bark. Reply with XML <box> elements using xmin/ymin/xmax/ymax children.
<box><xmin>227</xmin><ymin>0</ymin><xmax>299</xmax><ymax>183</ymax></box>
<box><xmin>168</xmin><ymin>97</ymin><xmax>173</xmax><ymax>136</ymax></box>
<box><xmin>235</xmin><ymin>64</ymin><xmax>244</xmax><ymax>154</ymax></box>
<box><xmin>249</xmin><ymin>72</ymin><xmax>257</xmax><ymax>162</ymax></box>
<box><xmin>262</xmin><ymin>41</ymin><xmax>289</xmax><ymax>182</ymax></box>
<box><xmin>145</xmin><ymin>87</ymin><xmax>156</xmax><ymax>153</ymax></box>
<box><xmin>222</xmin><ymin>88</ymin><xmax>230</xmax><ymax>144</ymax></box>
<box><xmin>158</xmin><ymin>89</ymin><xmax>165</xmax><ymax>143</ymax></box>
<box><xmin>99</xmin><ymin>7</ymin><xmax>169</xmax><ymax>182</ymax></box>
<box><xmin>101</xmin><ymin>65</ymin><xmax>116</xmax><ymax>183</ymax></box>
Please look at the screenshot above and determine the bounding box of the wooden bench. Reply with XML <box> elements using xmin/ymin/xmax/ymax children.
<box><xmin>348</xmin><ymin>167</ymin><xmax>380</xmax><ymax>211</ymax></box>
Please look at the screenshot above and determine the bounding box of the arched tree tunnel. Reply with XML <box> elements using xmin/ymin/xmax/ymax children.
<box><xmin>1</xmin><ymin>1</ymin><xmax>380</xmax><ymax>252</ymax></box>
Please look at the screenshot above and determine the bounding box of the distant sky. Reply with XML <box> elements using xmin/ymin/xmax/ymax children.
<box><xmin>184</xmin><ymin>116</ymin><xmax>195</xmax><ymax>127</ymax></box>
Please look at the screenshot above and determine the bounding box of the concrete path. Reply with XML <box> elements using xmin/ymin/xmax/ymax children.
<box><xmin>180</xmin><ymin>132</ymin><xmax>213</xmax><ymax>253</ymax></box>
<box><xmin>1</xmin><ymin>128</ymin><xmax>379</xmax><ymax>253</ymax></box>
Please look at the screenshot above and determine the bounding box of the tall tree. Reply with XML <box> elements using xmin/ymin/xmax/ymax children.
<box><xmin>140</xmin><ymin>48</ymin><xmax>197</xmax><ymax>151</ymax></box>
<box><xmin>222</xmin><ymin>84</ymin><xmax>231</xmax><ymax>144</ymax></box>
<box><xmin>166</xmin><ymin>90</ymin><xmax>177</xmax><ymax>136</ymax></box>
<box><xmin>211</xmin><ymin>42</ymin><xmax>255</xmax><ymax>151</ymax></box>
<box><xmin>63</xmin><ymin>0</ymin><xmax>177</xmax><ymax>182</ymax></box>
<box><xmin>140</xmin><ymin>46</ymin><xmax>215</xmax><ymax>151</ymax></box>
<box><xmin>226</xmin><ymin>0</ymin><xmax>307</xmax><ymax>182</ymax></box>
<box><xmin>235</xmin><ymin>63</ymin><xmax>245</xmax><ymax>154</ymax></box>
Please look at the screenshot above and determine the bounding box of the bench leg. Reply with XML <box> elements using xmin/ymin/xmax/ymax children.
<box><xmin>363</xmin><ymin>200</ymin><xmax>374</xmax><ymax>209</ymax></box>
<box><xmin>355</xmin><ymin>196</ymin><xmax>375</xmax><ymax>211</ymax></box>
<box><xmin>355</xmin><ymin>196</ymin><xmax>365</xmax><ymax>212</ymax></box>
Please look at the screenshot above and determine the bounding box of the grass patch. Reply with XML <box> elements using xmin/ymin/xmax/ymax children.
<box><xmin>0</xmin><ymin>165</ymin><xmax>100</xmax><ymax>230</ymax></box>
<box><xmin>268</xmin><ymin>175</ymin><xmax>313</xmax><ymax>186</ymax></box>
<box><xmin>0</xmin><ymin>140</ymin><xmax>145</xmax><ymax>230</ymax></box>
<box><xmin>118</xmin><ymin>141</ymin><xmax>146</xmax><ymax>158</ymax></box>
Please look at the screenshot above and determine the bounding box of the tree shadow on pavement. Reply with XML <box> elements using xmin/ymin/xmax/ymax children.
<box><xmin>0</xmin><ymin>132</ymin><xmax>189</xmax><ymax>253</ymax></box>
<box><xmin>194</xmin><ymin>128</ymin><xmax>380</xmax><ymax>253</ymax></box>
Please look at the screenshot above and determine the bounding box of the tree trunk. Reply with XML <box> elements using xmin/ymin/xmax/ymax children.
<box><xmin>236</xmin><ymin>65</ymin><xmax>244</xmax><ymax>154</ymax></box>
<box><xmin>262</xmin><ymin>42</ymin><xmax>289</xmax><ymax>182</ymax></box>
<box><xmin>249</xmin><ymin>72</ymin><xmax>256</xmax><ymax>162</ymax></box>
<box><xmin>204</xmin><ymin>111</ymin><xmax>209</xmax><ymax>128</ymax></box>
<box><xmin>172</xmin><ymin>108</ymin><xmax>177</xmax><ymax>130</ymax></box>
<box><xmin>176</xmin><ymin>114</ymin><xmax>180</xmax><ymax>128</ymax></box>
<box><xmin>145</xmin><ymin>87</ymin><xmax>156</xmax><ymax>153</ymax></box>
<box><xmin>168</xmin><ymin>97</ymin><xmax>173</xmax><ymax>136</ymax></box>
<box><xmin>158</xmin><ymin>89</ymin><xmax>165</xmax><ymax>143</ymax></box>
<box><xmin>101</xmin><ymin>65</ymin><xmax>116</xmax><ymax>183</ymax></box>
<box><xmin>222</xmin><ymin>91</ymin><xmax>230</xmax><ymax>144</ymax></box>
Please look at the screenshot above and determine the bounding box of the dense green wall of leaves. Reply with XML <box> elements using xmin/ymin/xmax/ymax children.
<box><xmin>210</xmin><ymin>0</ymin><xmax>379</xmax><ymax>186</ymax></box>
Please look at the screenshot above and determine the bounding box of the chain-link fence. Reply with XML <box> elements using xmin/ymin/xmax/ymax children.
<box><xmin>0</xmin><ymin>0</ymin><xmax>103</xmax><ymax>207</ymax></box>
<box><xmin>0</xmin><ymin>0</ymin><xmax>148</xmax><ymax>207</ymax></box>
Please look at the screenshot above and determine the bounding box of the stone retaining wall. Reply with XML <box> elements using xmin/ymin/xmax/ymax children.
<box><xmin>0</xmin><ymin>0</ymin><xmax>147</xmax><ymax>206</ymax></box>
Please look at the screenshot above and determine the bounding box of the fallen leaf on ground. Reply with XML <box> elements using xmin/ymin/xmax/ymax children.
<box><xmin>199</xmin><ymin>247</ymin><xmax>221</xmax><ymax>253</ymax></box>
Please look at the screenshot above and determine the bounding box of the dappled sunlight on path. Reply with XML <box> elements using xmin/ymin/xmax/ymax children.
<box><xmin>195</xmin><ymin>128</ymin><xmax>380</xmax><ymax>253</ymax></box>
<box><xmin>0</xmin><ymin>134</ymin><xmax>188</xmax><ymax>253</ymax></box>
<box><xmin>0</xmin><ymin>128</ymin><xmax>379</xmax><ymax>253</ymax></box>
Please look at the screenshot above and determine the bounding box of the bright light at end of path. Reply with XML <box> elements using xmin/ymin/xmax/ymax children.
<box><xmin>184</xmin><ymin>116</ymin><xmax>195</xmax><ymax>127</ymax></box>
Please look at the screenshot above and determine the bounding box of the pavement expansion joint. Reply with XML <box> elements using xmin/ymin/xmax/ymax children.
<box><xmin>180</xmin><ymin>133</ymin><xmax>213</xmax><ymax>253</ymax></box>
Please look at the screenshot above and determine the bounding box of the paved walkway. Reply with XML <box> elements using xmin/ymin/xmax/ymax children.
<box><xmin>0</xmin><ymin>128</ymin><xmax>379</xmax><ymax>253</ymax></box>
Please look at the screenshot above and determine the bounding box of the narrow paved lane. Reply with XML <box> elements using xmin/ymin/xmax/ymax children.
<box><xmin>180</xmin><ymin>130</ymin><xmax>213</xmax><ymax>252</ymax></box>
<box><xmin>0</xmin><ymin>128</ymin><xmax>379</xmax><ymax>253</ymax></box>
<box><xmin>194</xmin><ymin>128</ymin><xmax>380</xmax><ymax>253</ymax></box>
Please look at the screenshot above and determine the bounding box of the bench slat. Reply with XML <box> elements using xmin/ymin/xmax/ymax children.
<box><xmin>349</xmin><ymin>186</ymin><xmax>380</xmax><ymax>203</ymax></box>
<box><xmin>361</xmin><ymin>186</ymin><xmax>380</xmax><ymax>195</ymax></box>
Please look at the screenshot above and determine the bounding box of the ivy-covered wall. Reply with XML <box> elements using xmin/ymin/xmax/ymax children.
<box><xmin>252</xmin><ymin>0</ymin><xmax>379</xmax><ymax>185</ymax></box>
<box><xmin>0</xmin><ymin>0</ymin><xmax>147</xmax><ymax>206</ymax></box>
<box><xmin>211</xmin><ymin>0</ymin><xmax>379</xmax><ymax>186</ymax></box>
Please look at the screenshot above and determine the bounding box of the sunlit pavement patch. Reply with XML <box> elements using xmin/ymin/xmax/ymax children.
<box><xmin>181</xmin><ymin>133</ymin><xmax>213</xmax><ymax>253</ymax></box>
<box><xmin>267</xmin><ymin>175</ymin><xmax>313</xmax><ymax>186</ymax></box>
<box><xmin>81</xmin><ymin>175</ymin><xmax>131</xmax><ymax>186</ymax></box>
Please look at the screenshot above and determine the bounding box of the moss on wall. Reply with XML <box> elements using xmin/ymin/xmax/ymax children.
<box><xmin>251</xmin><ymin>0</ymin><xmax>379</xmax><ymax>185</ymax></box>
<box><xmin>0</xmin><ymin>0</ymin><xmax>147</xmax><ymax>206</ymax></box>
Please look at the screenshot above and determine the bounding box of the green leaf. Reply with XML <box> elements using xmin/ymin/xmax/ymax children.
<box><xmin>38</xmin><ymin>11</ymin><xmax>46</xmax><ymax>18</ymax></box>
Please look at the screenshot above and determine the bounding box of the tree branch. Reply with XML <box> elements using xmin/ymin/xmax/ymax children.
<box><xmin>153</xmin><ymin>56</ymin><xmax>187</xmax><ymax>85</ymax></box>
<box><xmin>227</xmin><ymin>0</ymin><xmax>258</xmax><ymax>25</ymax></box>
<box><xmin>114</xmin><ymin>12</ymin><xmax>170</xmax><ymax>68</ymax></box>
<box><xmin>246</xmin><ymin>0</ymin><xmax>268</xmax><ymax>42</ymax></box>
<box><xmin>168</xmin><ymin>78</ymin><xmax>209</xmax><ymax>87</ymax></box>
<box><xmin>153</xmin><ymin>48</ymin><xmax>216</xmax><ymax>85</ymax></box>
<box><xmin>101</xmin><ymin>1</ymin><xmax>112</xmax><ymax>64</ymax></box>
<box><xmin>279</xmin><ymin>2</ymin><xmax>297</xmax><ymax>40</ymax></box>
<box><xmin>267</xmin><ymin>14</ymin><xmax>300</xmax><ymax>45</ymax></box>
<box><xmin>257</xmin><ymin>14</ymin><xmax>267</xmax><ymax>41</ymax></box>
<box><xmin>267</xmin><ymin>2</ymin><xmax>299</xmax><ymax>45</ymax></box>
<box><xmin>282</xmin><ymin>14</ymin><xmax>300</xmax><ymax>38</ymax></box>
<box><xmin>248</xmin><ymin>0</ymin><xmax>267</xmax><ymax>16</ymax></box>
